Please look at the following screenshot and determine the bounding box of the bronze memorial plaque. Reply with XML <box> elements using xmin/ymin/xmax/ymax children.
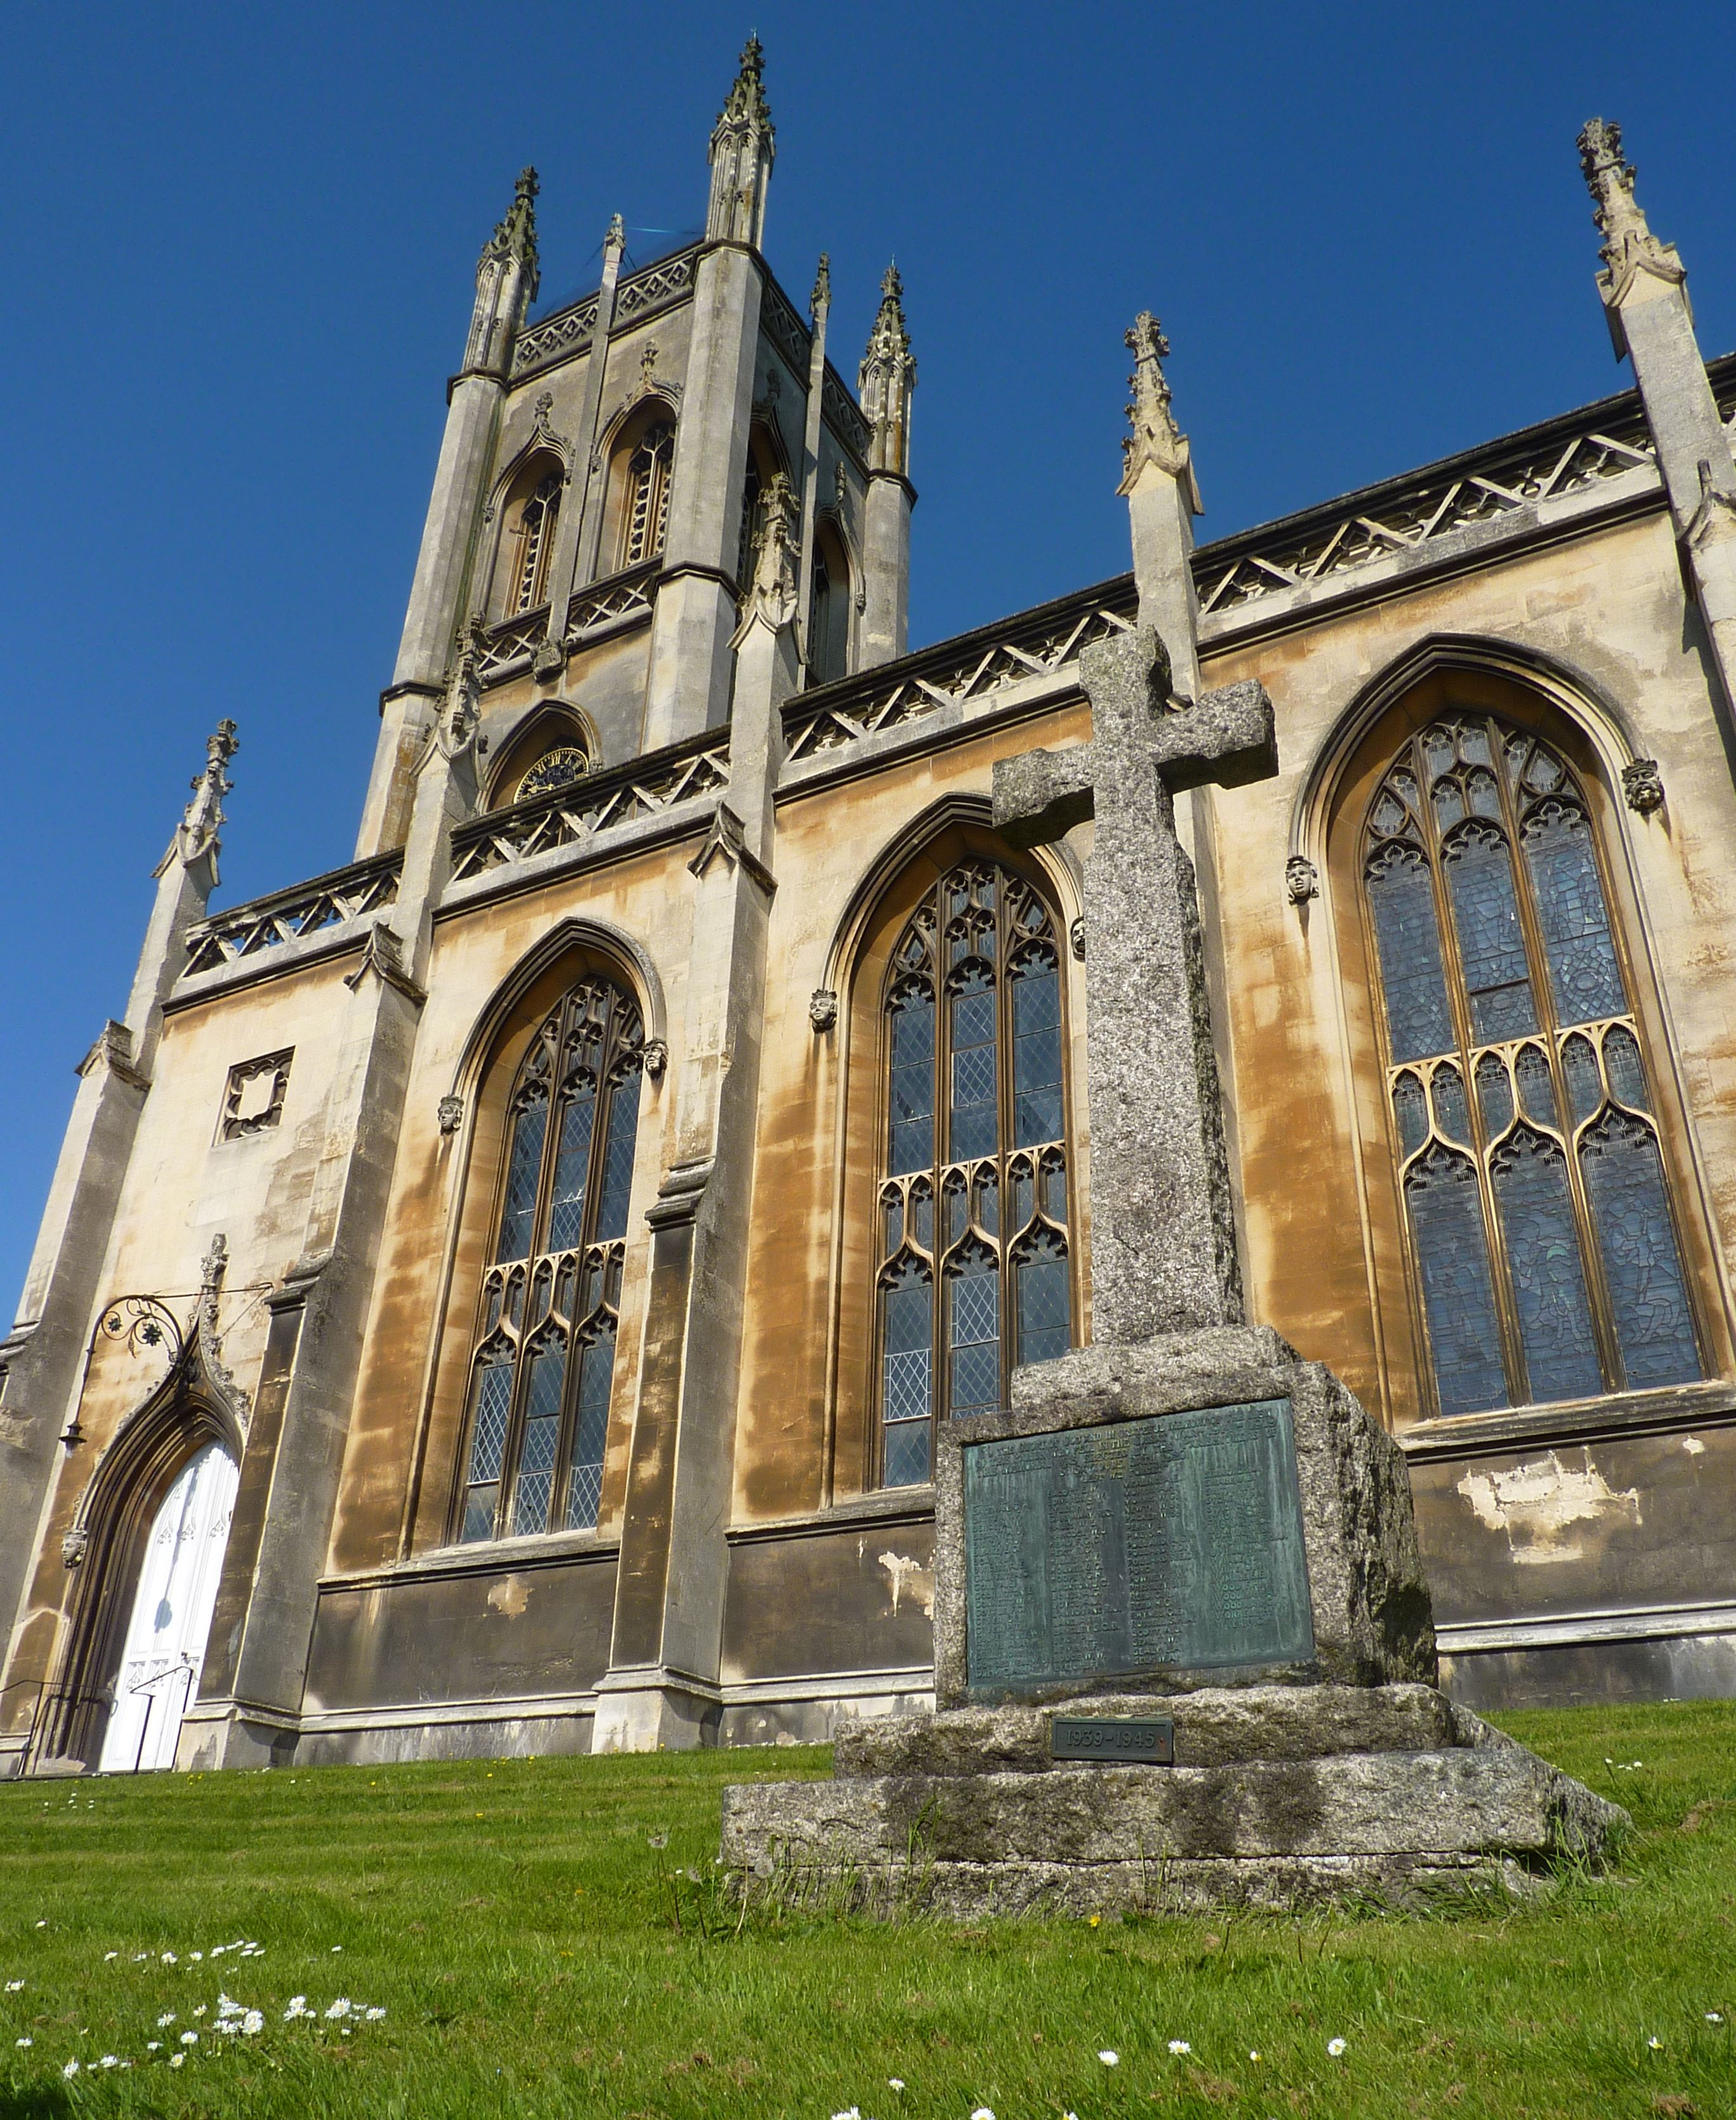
<box><xmin>1049</xmin><ymin>1715</ymin><xmax>1174</xmax><ymax>1764</ymax></box>
<box><xmin>961</xmin><ymin>1399</ymin><xmax>1314</xmax><ymax>1694</ymax></box>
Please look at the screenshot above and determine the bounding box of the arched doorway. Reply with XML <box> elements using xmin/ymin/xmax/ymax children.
<box><xmin>96</xmin><ymin>1441</ymin><xmax>238</xmax><ymax>1773</ymax></box>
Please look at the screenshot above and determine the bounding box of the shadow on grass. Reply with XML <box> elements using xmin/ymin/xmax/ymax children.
<box><xmin>0</xmin><ymin>2089</ymin><xmax>71</xmax><ymax>2119</ymax></box>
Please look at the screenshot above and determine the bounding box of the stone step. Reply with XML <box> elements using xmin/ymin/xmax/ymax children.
<box><xmin>723</xmin><ymin>1737</ymin><xmax>1626</xmax><ymax>1873</ymax></box>
<box><xmin>834</xmin><ymin>1682</ymin><xmax>1462</xmax><ymax>1778</ymax></box>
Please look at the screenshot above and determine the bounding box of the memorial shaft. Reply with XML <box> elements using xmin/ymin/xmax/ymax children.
<box><xmin>994</xmin><ymin>628</ymin><xmax>1275</xmax><ymax>1345</ymax></box>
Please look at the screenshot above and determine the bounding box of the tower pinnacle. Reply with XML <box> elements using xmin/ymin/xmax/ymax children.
<box><xmin>707</xmin><ymin>37</ymin><xmax>775</xmax><ymax>246</ymax></box>
<box><xmin>859</xmin><ymin>265</ymin><xmax>916</xmax><ymax>478</ymax></box>
<box><xmin>1576</xmin><ymin>118</ymin><xmax>1684</xmax><ymax>311</ymax></box>
<box><xmin>1118</xmin><ymin>310</ymin><xmax>1200</xmax><ymax>511</ymax></box>
<box><xmin>481</xmin><ymin>167</ymin><xmax>541</xmax><ymax>301</ymax></box>
<box><xmin>175</xmin><ymin>719</ymin><xmax>238</xmax><ymax>869</ymax></box>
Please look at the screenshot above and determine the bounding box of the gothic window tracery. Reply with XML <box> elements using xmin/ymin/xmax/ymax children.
<box><xmin>510</xmin><ymin>469</ymin><xmax>562</xmax><ymax>614</ymax></box>
<box><xmin>456</xmin><ymin>977</ymin><xmax>646</xmax><ymax>1542</ymax></box>
<box><xmin>874</xmin><ymin>860</ymin><xmax>1072</xmax><ymax>1485</ymax></box>
<box><xmin>1362</xmin><ymin>713</ymin><xmax>1700</xmax><ymax>1416</ymax></box>
<box><xmin>617</xmin><ymin>421</ymin><xmax>674</xmax><ymax>569</ymax></box>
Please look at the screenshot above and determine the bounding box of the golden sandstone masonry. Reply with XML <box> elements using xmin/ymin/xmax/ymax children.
<box><xmin>2</xmin><ymin>58</ymin><xmax>1736</xmax><ymax>1784</ymax></box>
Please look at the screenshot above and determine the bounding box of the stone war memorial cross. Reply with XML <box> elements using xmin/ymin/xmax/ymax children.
<box><xmin>724</xmin><ymin>312</ymin><xmax>1626</xmax><ymax>1916</ymax></box>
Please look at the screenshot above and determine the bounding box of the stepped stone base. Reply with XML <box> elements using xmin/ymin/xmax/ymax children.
<box><xmin>721</xmin><ymin>1683</ymin><xmax>1628</xmax><ymax>1917</ymax></box>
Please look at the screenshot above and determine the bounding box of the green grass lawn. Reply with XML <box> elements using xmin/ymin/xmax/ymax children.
<box><xmin>0</xmin><ymin>1701</ymin><xmax>1733</xmax><ymax>2119</ymax></box>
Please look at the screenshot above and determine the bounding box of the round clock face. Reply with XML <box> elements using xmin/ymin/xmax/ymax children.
<box><xmin>516</xmin><ymin>744</ymin><xmax>589</xmax><ymax>800</ymax></box>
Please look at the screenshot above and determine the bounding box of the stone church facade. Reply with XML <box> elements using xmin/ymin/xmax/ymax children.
<box><xmin>5</xmin><ymin>51</ymin><xmax>1736</xmax><ymax>1774</ymax></box>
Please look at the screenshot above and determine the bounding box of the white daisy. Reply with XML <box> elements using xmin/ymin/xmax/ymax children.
<box><xmin>1328</xmin><ymin>2037</ymin><xmax>1348</xmax><ymax>2057</ymax></box>
<box><xmin>1168</xmin><ymin>2039</ymin><xmax>1190</xmax><ymax>2055</ymax></box>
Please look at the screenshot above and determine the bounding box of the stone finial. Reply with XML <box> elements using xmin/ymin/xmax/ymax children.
<box><xmin>605</xmin><ymin>211</ymin><xmax>626</xmax><ymax>255</ymax></box>
<box><xmin>811</xmin><ymin>251</ymin><xmax>831</xmax><ymax>320</ymax></box>
<box><xmin>175</xmin><ymin>718</ymin><xmax>239</xmax><ymax>867</ymax></box>
<box><xmin>720</xmin><ymin>34</ymin><xmax>772</xmax><ymax>129</ymax></box>
<box><xmin>743</xmin><ymin>470</ymin><xmax>800</xmax><ymax>630</ymax></box>
<box><xmin>1117</xmin><ymin>310</ymin><xmax>1200</xmax><ymax>509</ymax></box>
<box><xmin>707</xmin><ymin>37</ymin><xmax>776</xmax><ymax>246</ymax></box>
<box><xmin>482</xmin><ymin>167</ymin><xmax>541</xmax><ymax>300</ymax></box>
<box><xmin>1575</xmin><ymin>117</ymin><xmax>1683</xmax><ymax>306</ymax></box>
<box><xmin>859</xmin><ymin>264</ymin><xmax>916</xmax><ymax>478</ymax></box>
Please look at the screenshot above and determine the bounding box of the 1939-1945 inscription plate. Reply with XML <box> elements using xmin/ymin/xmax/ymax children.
<box><xmin>962</xmin><ymin>1399</ymin><xmax>1314</xmax><ymax>1694</ymax></box>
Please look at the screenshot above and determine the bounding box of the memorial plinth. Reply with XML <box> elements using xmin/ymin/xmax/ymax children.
<box><xmin>723</xmin><ymin>1331</ymin><xmax>1627</xmax><ymax>1914</ymax></box>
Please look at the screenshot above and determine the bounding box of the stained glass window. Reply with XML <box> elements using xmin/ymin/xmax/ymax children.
<box><xmin>1362</xmin><ymin>713</ymin><xmax>1700</xmax><ymax>1414</ymax></box>
<box><xmin>873</xmin><ymin>860</ymin><xmax>1074</xmax><ymax>1484</ymax></box>
<box><xmin>457</xmin><ymin>976</ymin><xmax>646</xmax><ymax>1541</ymax></box>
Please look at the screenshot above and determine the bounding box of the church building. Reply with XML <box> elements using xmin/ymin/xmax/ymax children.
<box><xmin>5</xmin><ymin>46</ymin><xmax>1736</xmax><ymax>1774</ymax></box>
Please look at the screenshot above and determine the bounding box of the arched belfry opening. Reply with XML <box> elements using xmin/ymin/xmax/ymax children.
<box><xmin>34</xmin><ymin>1242</ymin><xmax>249</xmax><ymax>1775</ymax></box>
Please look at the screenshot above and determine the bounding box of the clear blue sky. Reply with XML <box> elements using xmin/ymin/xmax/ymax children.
<box><xmin>3</xmin><ymin>1</ymin><xmax>1732</xmax><ymax>1309</ymax></box>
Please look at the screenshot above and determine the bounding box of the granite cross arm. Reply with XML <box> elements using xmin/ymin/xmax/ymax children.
<box><xmin>990</xmin><ymin>629</ymin><xmax>1278</xmax><ymax>1343</ymax></box>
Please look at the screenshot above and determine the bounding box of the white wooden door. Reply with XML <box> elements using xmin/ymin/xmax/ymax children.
<box><xmin>97</xmin><ymin>1442</ymin><xmax>238</xmax><ymax>1774</ymax></box>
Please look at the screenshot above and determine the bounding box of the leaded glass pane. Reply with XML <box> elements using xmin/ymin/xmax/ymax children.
<box><xmin>1405</xmin><ymin>1145</ymin><xmax>1508</xmax><ymax>1416</ymax></box>
<box><xmin>949</xmin><ymin>981</ymin><xmax>998</xmax><ymax>1161</ymax></box>
<box><xmin>460</xmin><ymin>1357</ymin><xmax>515</xmax><ymax>1543</ymax></box>
<box><xmin>1016</xmin><ymin>1239</ymin><xmax>1070</xmax><ymax>1366</ymax></box>
<box><xmin>888</xmin><ymin>991</ymin><xmax>935</xmax><ymax>1175</ymax></box>
<box><xmin>461</xmin><ymin>1486</ymin><xmax>499</xmax><ymax>1544</ymax></box>
<box><xmin>496</xmin><ymin>1095</ymin><xmax>548</xmax><ymax>1261</ymax></box>
<box><xmin>948</xmin><ymin>1258</ymin><xmax>1000</xmax><ymax>1414</ymax></box>
<box><xmin>1490</xmin><ymin>1129</ymin><xmax>1602</xmax><ymax>1403</ymax></box>
<box><xmin>595</xmin><ymin>1069</ymin><xmax>641</xmax><ymax>1240</ymax></box>
<box><xmin>883</xmin><ymin>1421</ymin><xmax>932</xmax><ymax>1487</ymax></box>
<box><xmin>1516</xmin><ymin>1046</ymin><xmax>1560</xmax><ymax>1131</ymax></box>
<box><xmin>511</xmin><ymin>1341</ymin><xmax>567</xmax><ymax>1535</ymax></box>
<box><xmin>1432</xmin><ymin>1063</ymin><xmax>1471</xmax><ymax>1145</ymax></box>
<box><xmin>1522</xmin><ymin>801</ymin><xmax>1626</xmax><ymax>1026</ymax></box>
<box><xmin>1011</xmin><ymin>956</ymin><xmax>1063</xmax><ymax>1146</ymax></box>
<box><xmin>1393</xmin><ymin>1076</ymin><xmax>1430</xmax><ymax>1164</ymax></box>
<box><xmin>565</xmin><ymin>1322</ymin><xmax>617</xmax><ymax>1531</ymax></box>
<box><xmin>547</xmin><ymin>1088</ymin><xmax>596</xmax><ymax>1251</ymax></box>
<box><xmin>1475</xmin><ymin>1053</ymin><xmax>1513</xmax><ymax>1140</ymax></box>
<box><xmin>1367</xmin><ymin>841</ymin><xmax>1454</xmax><ymax>1060</ymax></box>
<box><xmin>1563</xmin><ymin>1035</ymin><xmax>1602</xmax><ymax>1126</ymax></box>
<box><xmin>1579</xmin><ymin>1114</ymin><xmax>1700</xmax><ymax>1389</ymax></box>
<box><xmin>1604</xmin><ymin>1024</ymin><xmax>1649</xmax><ymax>1112</ymax></box>
<box><xmin>1443</xmin><ymin>824</ymin><xmax>1537</xmax><ymax>1041</ymax></box>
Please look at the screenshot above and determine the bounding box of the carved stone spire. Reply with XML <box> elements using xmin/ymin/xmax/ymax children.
<box><xmin>859</xmin><ymin>265</ymin><xmax>916</xmax><ymax>478</ymax></box>
<box><xmin>707</xmin><ymin>37</ymin><xmax>775</xmax><ymax>247</ymax></box>
<box><xmin>811</xmin><ymin>251</ymin><xmax>831</xmax><ymax>323</ymax></box>
<box><xmin>1117</xmin><ymin>310</ymin><xmax>1202</xmax><ymax>511</ymax></box>
<box><xmin>481</xmin><ymin>166</ymin><xmax>541</xmax><ymax>300</ymax></box>
<box><xmin>174</xmin><ymin>719</ymin><xmax>238</xmax><ymax>868</ymax></box>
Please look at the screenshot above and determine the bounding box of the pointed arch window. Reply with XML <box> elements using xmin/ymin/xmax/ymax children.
<box><xmin>618</xmin><ymin>421</ymin><xmax>674</xmax><ymax>569</ymax></box>
<box><xmin>510</xmin><ymin>470</ymin><xmax>562</xmax><ymax>614</ymax></box>
<box><xmin>874</xmin><ymin>859</ymin><xmax>1073</xmax><ymax>1485</ymax></box>
<box><xmin>1362</xmin><ymin>713</ymin><xmax>1700</xmax><ymax>1416</ymax></box>
<box><xmin>457</xmin><ymin>977</ymin><xmax>646</xmax><ymax>1541</ymax></box>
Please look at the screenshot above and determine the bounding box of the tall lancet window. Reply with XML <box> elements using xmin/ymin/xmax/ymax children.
<box><xmin>875</xmin><ymin>859</ymin><xmax>1073</xmax><ymax>1486</ymax></box>
<box><xmin>457</xmin><ymin>977</ymin><xmax>646</xmax><ymax>1542</ymax></box>
<box><xmin>510</xmin><ymin>470</ymin><xmax>562</xmax><ymax>614</ymax></box>
<box><xmin>1362</xmin><ymin>713</ymin><xmax>1700</xmax><ymax>1417</ymax></box>
<box><xmin>618</xmin><ymin>421</ymin><xmax>674</xmax><ymax>569</ymax></box>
